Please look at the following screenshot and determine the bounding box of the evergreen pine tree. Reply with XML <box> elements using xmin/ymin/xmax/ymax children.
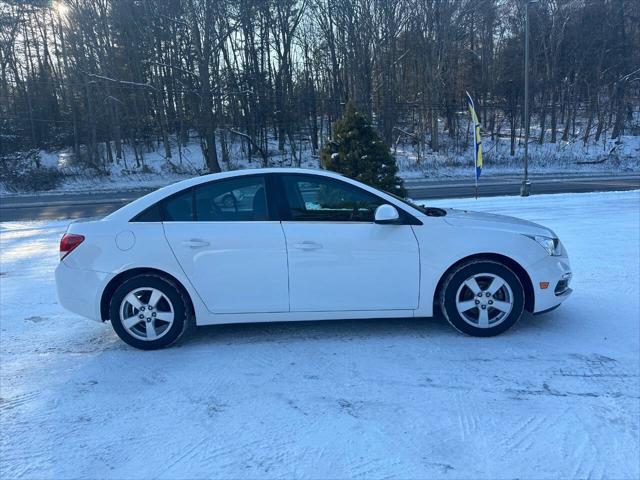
<box><xmin>320</xmin><ymin>103</ymin><xmax>406</xmax><ymax>197</ymax></box>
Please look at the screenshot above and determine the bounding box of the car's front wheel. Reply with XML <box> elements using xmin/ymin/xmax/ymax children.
<box><xmin>109</xmin><ymin>274</ymin><xmax>191</xmax><ymax>350</ymax></box>
<box><xmin>440</xmin><ymin>260</ymin><xmax>525</xmax><ymax>337</ymax></box>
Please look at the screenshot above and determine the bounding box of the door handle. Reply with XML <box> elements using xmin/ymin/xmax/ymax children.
<box><xmin>293</xmin><ymin>241</ymin><xmax>323</xmax><ymax>251</ymax></box>
<box><xmin>181</xmin><ymin>238</ymin><xmax>210</xmax><ymax>248</ymax></box>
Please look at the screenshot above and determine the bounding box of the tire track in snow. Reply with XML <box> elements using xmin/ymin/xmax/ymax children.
<box><xmin>494</xmin><ymin>413</ymin><xmax>550</xmax><ymax>460</ymax></box>
<box><xmin>0</xmin><ymin>391</ymin><xmax>41</xmax><ymax>412</ymax></box>
<box><xmin>454</xmin><ymin>392</ymin><xmax>478</xmax><ymax>441</ymax></box>
<box><xmin>349</xmin><ymin>457</ymin><xmax>404</xmax><ymax>479</ymax></box>
<box><xmin>567</xmin><ymin>410</ymin><xmax>602</xmax><ymax>480</ymax></box>
<box><xmin>154</xmin><ymin>437</ymin><xmax>211</xmax><ymax>478</ymax></box>
<box><xmin>0</xmin><ymin>447</ymin><xmax>50</xmax><ymax>480</ymax></box>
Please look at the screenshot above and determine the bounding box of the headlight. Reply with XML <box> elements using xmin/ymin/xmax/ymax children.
<box><xmin>526</xmin><ymin>235</ymin><xmax>564</xmax><ymax>256</ymax></box>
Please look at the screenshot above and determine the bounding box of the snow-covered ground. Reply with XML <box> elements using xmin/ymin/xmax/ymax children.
<box><xmin>1</xmin><ymin>191</ymin><xmax>638</xmax><ymax>479</ymax></box>
<box><xmin>2</xmin><ymin>130</ymin><xmax>638</xmax><ymax>196</ymax></box>
<box><xmin>395</xmin><ymin>132</ymin><xmax>640</xmax><ymax>179</ymax></box>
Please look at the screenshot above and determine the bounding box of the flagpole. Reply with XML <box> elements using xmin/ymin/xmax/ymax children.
<box><xmin>466</xmin><ymin>91</ymin><xmax>480</xmax><ymax>200</ymax></box>
<box><xmin>475</xmin><ymin>170</ymin><xmax>478</xmax><ymax>199</ymax></box>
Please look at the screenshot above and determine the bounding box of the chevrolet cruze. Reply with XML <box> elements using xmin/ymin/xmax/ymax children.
<box><xmin>55</xmin><ymin>168</ymin><xmax>572</xmax><ymax>349</ymax></box>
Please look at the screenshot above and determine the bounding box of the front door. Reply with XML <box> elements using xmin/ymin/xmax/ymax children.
<box><xmin>162</xmin><ymin>175</ymin><xmax>289</xmax><ymax>314</ymax></box>
<box><xmin>278</xmin><ymin>174</ymin><xmax>420</xmax><ymax>312</ymax></box>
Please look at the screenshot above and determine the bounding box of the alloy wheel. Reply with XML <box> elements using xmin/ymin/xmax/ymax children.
<box><xmin>119</xmin><ymin>287</ymin><xmax>175</xmax><ymax>341</ymax></box>
<box><xmin>454</xmin><ymin>273</ymin><xmax>514</xmax><ymax>328</ymax></box>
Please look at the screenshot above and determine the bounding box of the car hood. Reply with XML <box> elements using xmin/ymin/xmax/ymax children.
<box><xmin>442</xmin><ymin>208</ymin><xmax>555</xmax><ymax>237</ymax></box>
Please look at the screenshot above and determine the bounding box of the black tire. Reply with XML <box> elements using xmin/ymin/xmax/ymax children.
<box><xmin>439</xmin><ymin>260</ymin><xmax>525</xmax><ymax>337</ymax></box>
<box><xmin>109</xmin><ymin>274</ymin><xmax>191</xmax><ymax>350</ymax></box>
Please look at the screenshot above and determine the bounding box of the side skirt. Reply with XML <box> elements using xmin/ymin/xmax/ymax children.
<box><xmin>194</xmin><ymin>309</ymin><xmax>416</xmax><ymax>326</ymax></box>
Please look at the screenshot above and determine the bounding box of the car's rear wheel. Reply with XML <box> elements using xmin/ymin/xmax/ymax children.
<box><xmin>109</xmin><ymin>274</ymin><xmax>191</xmax><ymax>350</ymax></box>
<box><xmin>440</xmin><ymin>260</ymin><xmax>525</xmax><ymax>337</ymax></box>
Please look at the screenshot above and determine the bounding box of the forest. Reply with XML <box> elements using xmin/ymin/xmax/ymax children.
<box><xmin>1</xmin><ymin>0</ymin><xmax>639</xmax><ymax>177</ymax></box>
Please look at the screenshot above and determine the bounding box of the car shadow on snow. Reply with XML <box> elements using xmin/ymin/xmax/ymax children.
<box><xmin>181</xmin><ymin>311</ymin><xmax>549</xmax><ymax>349</ymax></box>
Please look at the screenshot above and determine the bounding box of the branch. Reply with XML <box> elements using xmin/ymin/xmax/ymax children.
<box><xmin>155</xmin><ymin>13</ymin><xmax>190</xmax><ymax>29</ymax></box>
<box><xmin>393</xmin><ymin>126</ymin><xmax>418</xmax><ymax>139</ymax></box>
<box><xmin>86</xmin><ymin>73</ymin><xmax>157</xmax><ymax>91</ymax></box>
<box><xmin>228</xmin><ymin>129</ymin><xmax>269</xmax><ymax>160</ymax></box>
<box><xmin>621</xmin><ymin>67</ymin><xmax>640</xmax><ymax>82</ymax></box>
<box><xmin>143</xmin><ymin>60</ymin><xmax>199</xmax><ymax>79</ymax></box>
<box><xmin>103</xmin><ymin>95</ymin><xmax>124</xmax><ymax>105</ymax></box>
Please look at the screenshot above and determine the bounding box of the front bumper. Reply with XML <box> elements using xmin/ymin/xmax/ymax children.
<box><xmin>528</xmin><ymin>255</ymin><xmax>573</xmax><ymax>313</ymax></box>
<box><xmin>55</xmin><ymin>261</ymin><xmax>110</xmax><ymax>322</ymax></box>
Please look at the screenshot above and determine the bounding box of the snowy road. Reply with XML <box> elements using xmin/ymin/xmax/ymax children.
<box><xmin>1</xmin><ymin>191</ymin><xmax>639</xmax><ymax>479</ymax></box>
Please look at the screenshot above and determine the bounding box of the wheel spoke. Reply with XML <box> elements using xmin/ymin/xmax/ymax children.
<box><xmin>122</xmin><ymin>315</ymin><xmax>142</xmax><ymax>329</ymax></box>
<box><xmin>464</xmin><ymin>278</ymin><xmax>482</xmax><ymax>295</ymax></box>
<box><xmin>478</xmin><ymin>308</ymin><xmax>490</xmax><ymax>327</ymax></box>
<box><xmin>154</xmin><ymin>311</ymin><xmax>173</xmax><ymax>322</ymax></box>
<box><xmin>457</xmin><ymin>300</ymin><xmax>477</xmax><ymax>313</ymax></box>
<box><xmin>455</xmin><ymin>271</ymin><xmax>515</xmax><ymax>330</ymax></box>
<box><xmin>145</xmin><ymin>321</ymin><xmax>157</xmax><ymax>340</ymax></box>
<box><xmin>148</xmin><ymin>289</ymin><xmax>163</xmax><ymax>309</ymax></box>
<box><xmin>120</xmin><ymin>287</ymin><xmax>176</xmax><ymax>341</ymax></box>
<box><xmin>125</xmin><ymin>293</ymin><xmax>143</xmax><ymax>310</ymax></box>
<box><xmin>487</xmin><ymin>277</ymin><xmax>505</xmax><ymax>295</ymax></box>
<box><xmin>491</xmin><ymin>300</ymin><xmax>512</xmax><ymax>313</ymax></box>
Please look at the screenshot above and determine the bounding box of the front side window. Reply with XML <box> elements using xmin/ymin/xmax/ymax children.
<box><xmin>281</xmin><ymin>175</ymin><xmax>383</xmax><ymax>222</ymax></box>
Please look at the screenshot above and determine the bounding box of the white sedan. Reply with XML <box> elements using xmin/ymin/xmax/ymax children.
<box><xmin>55</xmin><ymin>168</ymin><xmax>572</xmax><ymax>349</ymax></box>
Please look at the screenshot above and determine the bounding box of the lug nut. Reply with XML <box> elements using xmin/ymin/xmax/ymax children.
<box><xmin>488</xmin><ymin>300</ymin><xmax>493</xmax><ymax>305</ymax></box>
<box><xmin>486</xmin><ymin>292</ymin><xmax>491</xmax><ymax>297</ymax></box>
<box><xmin>152</xmin><ymin>312</ymin><xmax>157</xmax><ymax>317</ymax></box>
<box><xmin>477</xmin><ymin>292</ymin><xmax>482</xmax><ymax>297</ymax></box>
<box><xmin>138</xmin><ymin>314</ymin><xmax>144</xmax><ymax>319</ymax></box>
<box><xmin>146</xmin><ymin>318</ymin><xmax>151</xmax><ymax>323</ymax></box>
<box><xmin>140</xmin><ymin>306</ymin><xmax>145</xmax><ymax>311</ymax></box>
<box><xmin>475</xmin><ymin>299</ymin><xmax>480</xmax><ymax>305</ymax></box>
<box><xmin>481</xmin><ymin>305</ymin><xmax>487</xmax><ymax>309</ymax></box>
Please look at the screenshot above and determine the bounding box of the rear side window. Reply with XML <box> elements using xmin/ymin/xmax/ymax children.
<box><xmin>131</xmin><ymin>203</ymin><xmax>161</xmax><ymax>222</ymax></box>
<box><xmin>163</xmin><ymin>189</ymin><xmax>194</xmax><ymax>221</ymax></box>
<box><xmin>158</xmin><ymin>176</ymin><xmax>268</xmax><ymax>222</ymax></box>
<box><xmin>194</xmin><ymin>176</ymin><xmax>267</xmax><ymax>221</ymax></box>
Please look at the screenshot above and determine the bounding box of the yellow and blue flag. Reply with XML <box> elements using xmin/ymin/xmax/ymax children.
<box><xmin>466</xmin><ymin>92</ymin><xmax>483</xmax><ymax>181</ymax></box>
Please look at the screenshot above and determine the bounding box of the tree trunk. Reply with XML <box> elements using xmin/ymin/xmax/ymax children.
<box><xmin>550</xmin><ymin>90</ymin><xmax>558</xmax><ymax>143</ymax></box>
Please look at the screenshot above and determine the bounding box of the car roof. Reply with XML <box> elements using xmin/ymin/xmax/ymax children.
<box><xmin>104</xmin><ymin>167</ymin><xmax>421</xmax><ymax>222</ymax></box>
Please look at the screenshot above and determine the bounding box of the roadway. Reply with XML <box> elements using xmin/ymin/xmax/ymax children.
<box><xmin>1</xmin><ymin>173</ymin><xmax>638</xmax><ymax>222</ymax></box>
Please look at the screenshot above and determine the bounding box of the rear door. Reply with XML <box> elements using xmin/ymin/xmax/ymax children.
<box><xmin>162</xmin><ymin>175</ymin><xmax>289</xmax><ymax>314</ymax></box>
<box><xmin>277</xmin><ymin>174</ymin><xmax>420</xmax><ymax>312</ymax></box>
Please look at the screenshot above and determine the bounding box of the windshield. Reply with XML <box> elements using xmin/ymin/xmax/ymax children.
<box><xmin>384</xmin><ymin>191</ymin><xmax>447</xmax><ymax>217</ymax></box>
<box><xmin>385</xmin><ymin>191</ymin><xmax>427</xmax><ymax>213</ymax></box>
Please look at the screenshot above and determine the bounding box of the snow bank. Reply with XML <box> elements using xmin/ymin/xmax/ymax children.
<box><xmin>2</xmin><ymin>132</ymin><xmax>638</xmax><ymax>196</ymax></box>
<box><xmin>1</xmin><ymin>191</ymin><xmax>638</xmax><ymax>478</ymax></box>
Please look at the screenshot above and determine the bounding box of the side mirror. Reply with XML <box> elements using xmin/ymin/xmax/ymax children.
<box><xmin>374</xmin><ymin>204</ymin><xmax>400</xmax><ymax>224</ymax></box>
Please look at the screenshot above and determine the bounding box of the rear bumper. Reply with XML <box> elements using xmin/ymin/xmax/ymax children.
<box><xmin>55</xmin><ymin>261</ymin><xmax>109</xmax><ymax>322</ymax></box>
<box><xmin>528</xmin><ymin>255</ymin><xmax>573</xmax><ymax>313</ymax></box>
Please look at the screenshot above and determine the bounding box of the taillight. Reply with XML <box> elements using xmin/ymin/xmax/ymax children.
<box><xmin>60</xmin><ymin>233</ymin><xmax>84</xmax><ymax>260</ymax></box>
